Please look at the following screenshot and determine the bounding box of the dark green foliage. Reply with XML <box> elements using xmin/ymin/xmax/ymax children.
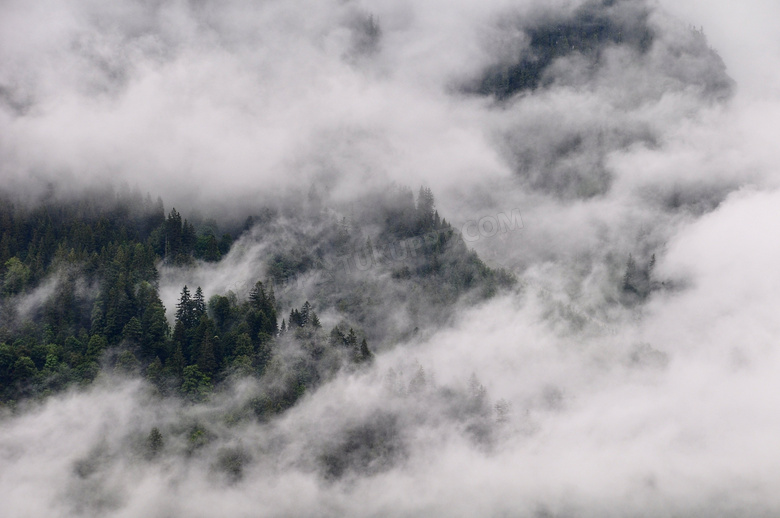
<box><xmin>12</xmin><ymin>355</ymin><xmax>37</xmax><ymax>382</ymax></box>
<box><xmin>208</xmin><ymin>295</ymin><xmax>232</xmax><ymax>332</ymax></box>
<box><xmin>161</xmin><ymin>208</ymin><xmax>196</xmax><ymax>266</ymax></box>
<box><xmin>138</xmin><ymin>284</ymin><xmax>169</xmax><ymax>359</ymax></box>
<box><xmin>122</xmin><ymin>317</ymin><xmax>143</xmax><ymax>344</ymax></box>
<box><xmin>86</xmin><ymin>334</ymin><xmax>108</xmax><ymax>360</ymax></box>
<box><xmin>0</xmin><ymin>190</ymin><xmax>237</xmax><ymax>402</ymax></box>
<box><xmin>0</xmin><ymin>183</ymin><xmax>510</xmax><ymax>413</ymax></box>
<box><xmin>195</xmin><ymin>230</ymin><xmax>222</xmax><ymax>262</ymax></box>
<box><xmin>181</xmin><ymin>365</ymin><xmax>212</xmax><ymax>401</ymax></box>
<box><xmin>115</xmin><ymin>350</ymin><xmax>140</xmax><ymax>375</ymax></box>
<box><xmin>197</xmin><ymin>335</ymin><xmax>217</xmax><ymax>376</ymax></box>
<box><xmin>2</xmin><ymin>258</ymin><xmax>30</xmax><ymax>295</ymax></box>
<box><xmin>175</xmin><ymin>286</ymin><xmax>195</xmax><ymax>329</ymax></box>
<box><xmin>248</xmin><ymin>281</ymin><xmax>278</xmax><ymax>337</ymax></box>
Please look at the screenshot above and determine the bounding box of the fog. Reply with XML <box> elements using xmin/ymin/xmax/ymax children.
<box><xmin>3</xmin><ymin>0</ymin><xmax>780</xmax><ymax>515</ymax></box>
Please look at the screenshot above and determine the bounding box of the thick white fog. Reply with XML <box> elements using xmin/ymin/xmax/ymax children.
<box><xmin>2</xmin><ymin>0</ymin><xmax>780</xmax><ymax>516</ymax></box>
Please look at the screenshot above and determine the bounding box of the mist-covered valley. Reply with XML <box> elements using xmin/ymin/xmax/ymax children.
<box><xmin>3</xmin><ymin>0</ymin><xmax>780</xmax><ymax>516</ymax></box>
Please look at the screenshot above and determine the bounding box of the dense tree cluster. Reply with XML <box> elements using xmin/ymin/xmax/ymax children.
<box><xmin>0</xmin><ymin>190</ymin><xmax>235</xmax><ymax>402</ymax></box>
<box><xmin>0</xmin><ymin>184</ymin><xmax>512</xmax><ymax>411</ymax></box>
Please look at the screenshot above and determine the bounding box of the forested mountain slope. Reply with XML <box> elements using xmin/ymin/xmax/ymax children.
<box><xmin>0</xmin><ymin>185</ymin><xmax>513</xmax><ymax>406</ymax></box>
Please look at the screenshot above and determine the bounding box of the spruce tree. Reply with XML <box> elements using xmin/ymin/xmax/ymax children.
<box><xmin>193</xmin><ymin>287</ymin><xmax>206</xmax><ymax>317</ymax></box>
<box><xmin>197</xmin><ymin>335</ymin><xmax>217</xmax><ymax>375</ymax></box>
<box><xmin>622</xmin><ymin>255</ymin><xmax>637</xmax><ymax>293</ymax></box>
<box><xmin>310</xmin><ymin>312</ymin><xmax>321</xmax><ymax>329</ymax></box>
<box><xmin>249</xmin><ymin>281</ymin><xmax>266</xmax><ymax>309</ymax></box>
<box><xmin>300</xmin><ymin>301</ymin><xmax>311</xmax><ymax>327</ymax></box>
<box><xmin>357</xmin><ymin>338</ymin><xmax>373</xmax><ymax>363</ymax></box>
<box><xmin>176</xmin><ymin>286</ymin><xmax>193</xmax><ymax>327</ymax></box>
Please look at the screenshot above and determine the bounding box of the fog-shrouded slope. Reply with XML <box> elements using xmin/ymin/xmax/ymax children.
<box><xmin>3</xmin><ymin>0</ymin><xmax>780</xmax><ymax>516</ymax></box>
<box><xmin>0</xmin><ymin>184</ymin><xmax>512</xmax><ymax>406</ymax></box>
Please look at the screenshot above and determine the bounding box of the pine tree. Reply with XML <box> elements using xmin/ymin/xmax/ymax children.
<box><xmin>209</xmin><ymin>295</ymin><xmax>232</xmax><ymax>332</ymax></box>
<box><xmin>310</xmin><ymin>312</ymin><xmax>321</xmax><ymax>329</ymax></box>
<box><xmin>300</xmin><ymin>301</ymin><xmax>311</xmax><ymax>327</ymax></box>
<box><xmin>122</xmin><ymin>317</ymin><xmax>143</xmax><ymax>344</ymax></box>
<box><xmin>165</xmin><ymin>208</ymin><xmax>183</xmax><ymax>262</ymax></box>
<box><xmin>182</xmin><ymin>220</ymin><xmax>196</xmax><ymax>256</ymax></box>
<box><xmin>416</xmin><ymin>186</ymin><xmax>435</xmax><ymax>231</ymax></box>
<box><xmin>356</xmin><ymin>338</ymin><xmax>373</xmax><ymax>363</ymax></box>
<box><xmin>329</xmin><ymin>326</ymin><xmax>345</xmax><ymax>346</ymax></box>
<box><xmin>289</xmin><ymin>309</ymin><xmax>302</xmax><ymax>328</ymax></box>
<box><xmin>622</xmin><ymin>255</ymin><xmax>637</xmax><ymax>293</ymax></box>
<box><xmin>86</xmin><ymin>334</ymin><xmax>108</xmax><ymax>360</ymax></box>
<box><xmin>146</xmin><ymin>357</ymin><xmax>163</xmax><ymax>386</ymax></box>
<box><xmin>345</xmin><ymin>328</ymin><xmax>358</xmax><ymax>348</ymax></box>
<box><xmin>266</xmin><ymin>282</ymin><xmax>276</xmax><ymax>309</ymax></box>
<box><xmin>140</xmin><ymin>286</ymin><xmax>169</xmax><ymax>359</ymax></box>
<box><xmin>233</xmin><ymin>333</ymin><xmax>253</xmax><ymax>358</ymax></box>
<box><xmin>176</xmin><ymin>286</ymin><xmax>193</xmax><ymax>327</ymax></box>
<box><xmin>193</xmin><ymin>287</ymin><xmax>206</xmax><ymax>317</ymax></box>
<box><xmin>197</xmin><ymin>335</ymin><xmax>217</xmax><ymax>375</ymax></box>
<box><xmin>181</xmin><ymin>365</ymin><xmax>211</xmax><ymax>401</ymax></box>
<box><xmin>167</xmin><ymin>342</ymin><xmax>185</xmax><ymax>377</ymax></box>
<box><xmin>171</xmin><ymin>318</ymin><xmax>189</xmax><ymax>364</ymax></box>
<box><xmin>249</xmin><ymin>281</ymin><xmax>266</xmax><ymax>309</ymax></box>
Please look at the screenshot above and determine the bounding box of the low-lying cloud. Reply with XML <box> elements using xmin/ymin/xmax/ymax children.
<box><xmin>3</xmin><ymin>0</ymin><xmax>780</xmax><ymax>515</ymax></box>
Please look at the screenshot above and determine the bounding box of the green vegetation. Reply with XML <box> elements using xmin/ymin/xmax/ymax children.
<box><xmin>0</xmin><ymin>185</ymin><xmax>514</xmax><ymax>409</ymax></box>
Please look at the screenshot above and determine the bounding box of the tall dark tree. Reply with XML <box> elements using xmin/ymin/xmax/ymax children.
<box><xmin>197</xmin><ymin>335</ymin><xmax>217</xmax><ymax>376</ymax></box>
<box><xmin>165</xmin><ymin>208</ymin><xmax>183</xmax><ymax>261</ymax></box>
<box><xmin>176</xmin><ymin>286</ymin><xmax>195</xmax><ymax>329</ymax></box>
<box><xmin>356</xmin><ymin>338</ymin><xmax>373</xmax><ymax>364</ymax></box>
<box><xmin>310</xmin><ymin>312</ymin><xmax>321</xmax><ymax>329</ymax></box>
<box><xmin>249</xmin><ymin>281</ymin><xmax>267</xmax><ymax>309</ymax></box>
<box><xmin>138</xmin><ymin>283</ymin><xmax>169</xmax><ymax>360</ymax></box>
<box><xmin>416</xmin><ymin>186</ymin><xmax>436</xmax><ymax>231</ymax></box>
<box><xmin>300</xmin><ymin>301</ymin><xmax>311</xmax><ymax>327</ymax></box>
<box><xmin>193</xmin><ymin>287</ymin><xmax>206</xmax><ymax>318</ymax></box>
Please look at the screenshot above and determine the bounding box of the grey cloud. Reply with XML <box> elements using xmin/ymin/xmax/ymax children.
<box><xmin>3</xmin><ymin>0</ymin><xmax>780</xmax><ymax>515</ymax></box>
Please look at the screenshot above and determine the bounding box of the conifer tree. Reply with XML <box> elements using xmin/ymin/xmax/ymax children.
<box><xmin>249</xmin><ymin>281</ymin><xmax>266</xmax><ymax>308</ymax></box>
<box><xmin>622</xmin><ymin>255</ymin><xmax>637</xmax><ymax>292</ymax></box>
<box><xmin>329</xmin><ymin>326</ymin><xmax>345</xmax><ymax>346</ymax></box>
<box><xmin>193</xmin><ymin>287</ymin><xmax>206</xmax><ymax>317</ymax></box>
<box><xmin>310</xmin><ymin>312</ymin><xmax>321</xmax><ymax>329</ymax></box>
<box><xmin>197</xmin><ymin>335</ymin><xmax>217</xmax><ymax>375</ymax></box>
<box><xmin>168</xmin><ymin>343</ymin><xmax>185</xmax><ymax>377</ymax></box>
<box><xmin>345</xmin><ymin>328</ymin><xmax>358</xmax><ymax>348</ymax></box>
<box><xmin>266</xmin><ymin>282</ymin><xmax>276</xmax><ymax>309</ymax></box>
<box><xmin>122</xmin><ymin>317</ymin><xmax>143</xmax><ymax>344</ymax></box>
<box><xmin>300</xmin><ymin>301</ymin><xmax>311</xmax><ymax>327</ymax></box>
<box><xmin>176</xmin><ymin>286</ymin><xmax>193</xmax><ymax>327</ymax></box>
<box><xmin>356</xmin><ymin>338</ymin><xmax>373</xmax><ymax>363</ymax></box>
